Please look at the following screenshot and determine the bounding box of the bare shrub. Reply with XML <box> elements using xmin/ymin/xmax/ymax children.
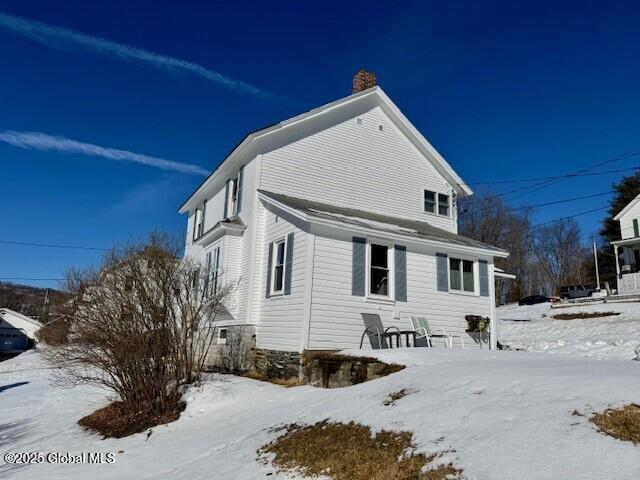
<box><xmin>35</xmin><ymin>318</ymin><xmax>70</xmax><ymax>346</ymax></box>
<box><xmin>220</xmin><ymin>326</ymin><xmax>254</xmax><ymax>374</ymax></box>
<box><xmin>44</xmin><ymin>232</ymin><xmax>235</xmax><ymax>436</ymax></box>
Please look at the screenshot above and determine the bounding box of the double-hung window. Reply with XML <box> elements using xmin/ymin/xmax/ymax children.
<box><xmin>211</xmin><ymin>247</ymin><xmax>221</xmax><ymax>295</ymax></box>
<box><xmin>449</xmin><ymin>258</ymin><xmax>475</xmax><ymax>293</ymax></box>
<box><xmin>271</xmin><ymin>239</ymin><xmax>286</xmax><ymax>295</ymax></box>
<box><xmin>369</xmin><ymin>243</ymin><xmax>390</xmax><ymax>297</ymax></box>
<box><xmin>424</xmin><ymin>190</ymin><xmax>450</xmax><ymax>217</ymax></box>
<box><xmin>193</xmin><ymin>201</ymin><xmax>206</xmax><ymax>240</ymax></box>
<box><xmin>217</xmin><ymin>328</ymin><xmax>227</xmax><ymax>345</ymax></box>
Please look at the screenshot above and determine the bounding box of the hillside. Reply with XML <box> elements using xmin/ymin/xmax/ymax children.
<box><xmin>0</xmin><ymin>282</ymin><xmax>69</xmax><ymax>320</ymax></box>
<box><xmin>1</xmin><ymin>346</ymin><xmax>638</xmax><ymax>479</ymax></box>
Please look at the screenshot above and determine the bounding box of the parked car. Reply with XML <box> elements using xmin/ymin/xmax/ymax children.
<box><xmin>518</xmin><ymin>295</ymin><xmax>550</xmax><ymax>306</ymax></box>
<box><xmin>558</xmin><ymin>285</ymin><xmax>595</xmax><ymax>300</ymax></box>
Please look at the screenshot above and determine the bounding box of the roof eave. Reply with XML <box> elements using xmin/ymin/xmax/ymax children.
<box><xmin>258</xmin><ymin>191</ymin><xmax>507</xmax><ymax>258</ymax></box>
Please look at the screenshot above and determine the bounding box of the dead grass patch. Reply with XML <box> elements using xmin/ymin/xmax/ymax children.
<box><xmin>551</xmin><ymin>311</ymin><xmax>620</xmax><ymax>320</ymax></box>
<box><xmin>78</xmin><ymin>400</ymin><xmax>185</xmax><ymax>438</ymax></box>
<box><xmin>244</xmin><ymin>370</ymin><xmax>300</xmax><ymax>387</ymax></box>
<box><xmin>383</xmin><ymin>389</ymin><xmax>410</xmax><ymax>406</ymax></box>
<box><xmin>259</xmin><ymin>420</ymin><xmax>460</xmax><ymax>480</ymax></box>
<box><xmin>591</xmin><ymin>404</ymin><xmax>640</xmax><ymax>445</ymax></box>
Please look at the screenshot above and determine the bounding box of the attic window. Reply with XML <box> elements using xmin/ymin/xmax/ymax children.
<box><xmin>424</xmin><ymin>190</ymin><xmax>450</xmax><ymax>217</ymax></box>
<box><xmin>356</xmin><ymin>118</ymin><xmax>362</xmax><ymax>125</ymax></box>
<box><xmin>378</xmin><ymin>125</ymin><xmax>384</xmax><ymax>131</ymax></box>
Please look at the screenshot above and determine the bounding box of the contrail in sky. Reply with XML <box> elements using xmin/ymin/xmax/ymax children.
<box><xmin>0</xmin><ymin>12</ymin><xmax>287</xmax><ymax>102</ymax></box>
<box><xmin>0</xmin><ymin>130</ymin><xmax>209</xmax><ymax>176</ymax></box>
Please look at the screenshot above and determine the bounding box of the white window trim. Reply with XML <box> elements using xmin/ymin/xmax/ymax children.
<box><xmin>448</xmin><ymin>255</ymin><xmax>478</xmax><ymax>296</ymax></box>
<box><xmin>424</xmin><ymin>189</ymin><xmax>451</xmax><ymax>218</ymax></box>
<box><xmin>217</xmin><ymin>328</ymin><xmax>228</xmax><ymax>345</ymax></box>
<box><xmin>365</xmin><ymin>239</ymin><xmax>395</xmax><ymax>301</ymax></box>
<box><xmin>270</xmin><ymin>236</ymin><xmax>287</xmax><ymax>296</ymax></box>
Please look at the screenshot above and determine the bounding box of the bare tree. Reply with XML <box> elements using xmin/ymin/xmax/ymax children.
<box><xmin>44</xmin><ymin>232</ymin><xmax>235</xmax><ymax>428</ymax></box>
<box><xmin>459</xmin><ymin>193</ymin><xmax>534</xmax><ymax>302</ymax></box>
<box><xmin>534</xmin><ymin>219</ymin><xmax>588</xmax><ymax>294</ymax></box>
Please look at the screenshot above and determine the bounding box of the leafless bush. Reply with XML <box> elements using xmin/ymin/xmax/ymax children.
<box><xmin>35</xmin><ymin>318</ymin><xmax>69</xmax><ymax>346</ymax></box>
<box><xmin>220</xmin><ymin>326</ymin><xmax>254</xmax><ymax>373</ymax></box>
<box><xmin>44</xmin><ymin>232</ymin><xmax>235</xmax><ymax>434</ymax></box>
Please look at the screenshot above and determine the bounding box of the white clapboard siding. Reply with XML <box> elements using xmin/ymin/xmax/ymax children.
<box><xmin>307</xmin><ymin>230</ymin><xmax>493</xmax><ymax>351</ymax></box>
<box><xmin>255</xmin><ymin>209</ymin><xmax>307</xmax><ymax>351</ymax></box>
<box><xmin>619</xmin><ymin>200</ymin><xmax>640</xmax><ymax>240</ymax></box>
<box><xmin>261</xmin><ymin>106</ymin><xmax>457</xmax><ymax>232</ymax></box>
<box><xmin>183</xmin><ymin>157</ymin><xmax>259</xmax><ymax>325</ymax></box>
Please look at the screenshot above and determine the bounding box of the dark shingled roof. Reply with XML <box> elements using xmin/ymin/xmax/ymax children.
<box><xmin>259</xmin><ymin>190</ymin><xmax>507</xmax><ymax>255</ymax></box>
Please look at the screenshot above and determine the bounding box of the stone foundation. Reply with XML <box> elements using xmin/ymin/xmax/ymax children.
<box><xmin>254</xmin><ymin>349</ymin><xmax>302</xmax><ymax>379</ymax></box>
<box><xmin>204</xmin><ymin>325</ymin><xmax>256</xmax><ymax>373</ymax></box>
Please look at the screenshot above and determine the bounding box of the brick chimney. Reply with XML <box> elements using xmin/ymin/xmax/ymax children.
<box><xmin>352</xmin><ymin>69</ymin><xmax>377</xmax><ymax>94</ymax></box>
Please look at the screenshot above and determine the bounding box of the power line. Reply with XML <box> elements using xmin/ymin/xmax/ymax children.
<box><xmin>0</xmin><ymin>277</ymin><xmax>64</xmax><ymax>281</ymax></box>
<box><xmin>0</xmin><ymin>239</ymin><xmax>109</xmax><ymax>251</ymax></box>
<box><xmin>460</xmin><ymin>166</ymin><xmax>640</xmax><ymax>186</ymax></box>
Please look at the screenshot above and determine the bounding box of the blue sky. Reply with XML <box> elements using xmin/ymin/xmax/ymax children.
<box><xmin>1</xmin><ymin>0</ymin><xmax>640</xmax><ymax>288</ymax></box>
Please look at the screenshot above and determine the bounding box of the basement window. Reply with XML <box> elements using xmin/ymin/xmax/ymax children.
<box><xmin>217</xmin><ymin>328</ymin><xmax>227</xmax><ymax>345</ymax></box>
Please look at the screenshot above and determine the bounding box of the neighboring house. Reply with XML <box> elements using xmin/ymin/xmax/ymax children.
<box><xmin>179</xmin><ymin>71</ymin><xmax>508</xmax><ymax>376</ymax></box>
<box><xmin>612</xmin><ymin>193</ymin><xmax>640</xmax><ymax>295</ymax></box>
<box><xmin>0</xmin><ymin>308</ymin><xmax>41</xmax><ymax>353</ymax></box>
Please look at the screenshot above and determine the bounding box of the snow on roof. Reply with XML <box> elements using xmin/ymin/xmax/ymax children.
<box><xmin>258</xmin><ymin>190</ymin><xmax>508</xmax><ymax>257</ymax></box>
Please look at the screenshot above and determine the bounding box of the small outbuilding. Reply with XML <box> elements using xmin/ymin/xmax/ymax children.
<box><xmin>0</xmin><ymin>308</ymin><xmax>41</xmax><ymax>353</ymax></box>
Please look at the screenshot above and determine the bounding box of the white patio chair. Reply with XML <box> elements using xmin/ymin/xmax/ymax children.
<box><xmin>410</xmin><ymin>316</ymin><xmax>450</xmax><ymax>348</ymax></box>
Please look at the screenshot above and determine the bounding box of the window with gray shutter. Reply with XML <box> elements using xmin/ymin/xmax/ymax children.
<box><xmin>223</xmin><ymin>180</ymin><xmax>230</xmax><ymax>219</ymax></box>
<box><xmin>352</xmin><ymin>237</ymin><xmax>366</xmax><ymax>296</ymax></box>
<box><xmin>265</xmin><ymin>242</ymin><xmax>273</xmax><ymax>298</ymax></box>
<box><xmin>394</xmin><ymin>245</ymin><xmax>407</xmax><ymax>302</ymax></box>
<box><xmin>479</xmin><ymin>260</ymin><xmax>489</xmax><ymax>297</ymax></box>
<box><xmin>436</xmin><ymin>253</ymin><xmax>448</xmax><ymax>292</ymax></box>
<box><xmin>236</xmin><ymin>166</ymin><xmax>244</xmax><ymax>214</ymax></box>
<box><xmin>284</xmin><ymin>232</ymin><xmax>294</xmax><ymax>295</ymax></box>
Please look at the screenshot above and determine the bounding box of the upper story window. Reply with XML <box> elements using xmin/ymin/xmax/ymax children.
<box><xmin>369</xmin><ymin>243</ymin><xmax>391</xmax><ymax>297</ymax></box>
<box><xmin>193</xmin><ymin>201</ymin><xmax>206</xmax><ymax>241</ymax></box>
<box><xmin>225</xmin><ymin>166</ymin><xmax>244</xmax><ymax>219</ymax></box>
<box><xmin>424</xmin><ymin>190</ymin><xmax>450</xmax><ymax>217</ymax></box>
<box><xmin>449</xmin><ymin>257</ymin><xmax>475</xmax><ymax>293</ymax></box>
<box><xmin>271</xmin><ymin>238</ymin><xmax>286</xmax><ymax>295</ymax></box>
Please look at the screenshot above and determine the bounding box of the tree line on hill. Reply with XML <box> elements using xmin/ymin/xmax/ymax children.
<box><xmin>459</xmin><ymin>172</ymin><xmax>640</xmax><ymax>303</ymax></box>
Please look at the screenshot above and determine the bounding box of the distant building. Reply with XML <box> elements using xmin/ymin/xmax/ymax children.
<box><xmin>0</xmin><ymin>308</ymin><xmax>41</xmax><ymax>353</ymax></box>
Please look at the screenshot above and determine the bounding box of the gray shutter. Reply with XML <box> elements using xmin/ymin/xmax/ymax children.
<box><xmin>236</xmin><ymin>166</ymin><xmax>244</xmax><ymax>214</ymax></box>
<box><xmin>436</xmin><ymin>253</ymin><xmax>448</xmax><ymax>292</ymax></box>
<box><xmin>223</xmin><ymin>180</ymin><xmax>230</xmax><ymax>219</ymax></box>
<box><xmin>479</xmin><ymin>260</ymin><xmax>489</xmax><ymax>297</ymax></box>
<box><xmin>352</xmin><ymin>237</ymin><xmax>366</xmax><ymax>296</ymax></box>
<box><xmin>634</xmin><ymin>219</ymin><xmax>639</xmax><ymax>237</ymax></box>
<box><xmin>265</xmin><ymin>242</ymin><xmax>273</xmax><ymax>298</ymax></box>
<box><xmin>284</xmin><ymin>232</ymin><xmax>294</xmax><ymax>295</ymax></box>
<box><xmin>394</xmin><ymin>245</ymin><xmax>407</xmax><ymax>302</ymax></box>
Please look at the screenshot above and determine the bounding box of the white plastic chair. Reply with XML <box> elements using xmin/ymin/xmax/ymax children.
<box><xmin>410</xmin><ymin>317</ymin><xmax>465</xmax><ymax>349</ymax></box>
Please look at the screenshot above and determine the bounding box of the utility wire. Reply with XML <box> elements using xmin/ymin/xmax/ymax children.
<box><xmin>0</xmin><ymin>239</ymin><xmax>109</xmax><ymax>251</ymax></box>
<box><xmin>459</xmin><ymin>166</ymin><xmax>640</xmax><ymax>186</ymax></box>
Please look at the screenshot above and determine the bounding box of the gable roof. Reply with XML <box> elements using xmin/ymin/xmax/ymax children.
<box><xmin>258</xmin><ymin>190</ymin><xmax>507</xmax><ymax>257</ymax></box>
<box><xmin>613</xmin><ymin>192</ymin><xmax>640</xmax><ymax>221</ymax></box>
<box><xmin>179</xmin><ymin>86</ymin><xmax>472</xmax><ymax>213</ymax></box>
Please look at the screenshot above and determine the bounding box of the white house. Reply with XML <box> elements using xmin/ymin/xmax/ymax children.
<box><xmin>179</xmin><ymin>71</ymin><xmax>508</xmax><ymax>376</ymax></box>
<box><xmin>612</xmin><ymin>193</ymin><xmax>640</xmax><ymax>295</ymax></box>
<box><xmin>0</xmin><ymin>308</ymin><xmax>41</xmax><ymax>353</ymax></box>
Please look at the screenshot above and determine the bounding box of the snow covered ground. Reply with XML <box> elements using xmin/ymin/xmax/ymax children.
<box><xmin>498</xmin><ymin>301</ymin><xmax>640</xmax><ymax>360</ymax></box>
<box><xmin>1</xmin><ymin>347</ymin><xmax>639</xmax><ymax>480</ymax></box>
